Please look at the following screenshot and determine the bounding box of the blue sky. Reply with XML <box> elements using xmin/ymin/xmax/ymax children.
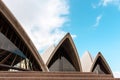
<box><xmin>63</xmin><ymin>0</ymin><xmax>120</xmax><ymax>73</ymax></box>
<box><xmin>3</xmin><ymin>0</ymin><xmax>120</xmax><ymax>77</ymax></box>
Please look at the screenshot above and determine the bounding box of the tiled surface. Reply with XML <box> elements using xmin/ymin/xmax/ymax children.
<box><xmin>0</xmin><ymin>71</ymin><xmax>120</xmax><ymax>80</ymax></box>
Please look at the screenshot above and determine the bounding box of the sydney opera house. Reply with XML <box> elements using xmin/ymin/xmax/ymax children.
<box><xmin>0</xmin><ymin>0</ymin><xmax>120</xmax><ymax>80</ymax></box>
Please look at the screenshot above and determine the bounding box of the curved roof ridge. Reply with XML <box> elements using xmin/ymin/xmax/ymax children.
<box><xmin>0</xmin><ymin>1</ymin><xmax>48</xmax><ymax>72</ymax></box>
<box><xmin>46</xmin><ymin>33</ymin><xmax>82</xmax><ymax>71</ymax></box>
<box><xmin>86</xmin><ymin>51</ymin><xmax>93</xmax><ymax>62</ymax></box>
<box><xmin>90</xmin><ymin>52</ymin><xmax>113</xmax><ymax>76</ymax></box>
<box><xmin>81</xmin><ymin>51</ymin><xmax>93</xmax><ymax>72</ymax></box>
<box><xmin>41</xmin><ymin>45</ymin><xmax>55</xmax><ymax>64</ymax></box>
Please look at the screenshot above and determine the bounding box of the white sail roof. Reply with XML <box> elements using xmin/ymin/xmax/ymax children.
<box><xmin>81</xmin><ymin>51</ymin><xmax>93</xmax><ymax>72</ymax></box>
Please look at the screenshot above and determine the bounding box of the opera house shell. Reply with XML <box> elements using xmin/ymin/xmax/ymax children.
<box><xmin>0</xmin><ymin>0</ymin><xmax>120</xmax><ymax>80</ymax></box>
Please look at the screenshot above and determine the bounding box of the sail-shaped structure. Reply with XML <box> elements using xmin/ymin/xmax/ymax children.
<box><xmin>81</xmin><ymin>51</ymin><xmax>93</xmax><ymax>72</ymax></box>
<box><xmin>45</xmin><ymin>33</ymin><xmax>82</xmax><ymax>71</ymax></box>
<box><xmin>90</xmin><ymin>52</ymin><xmax>113</xmax><ymax>75</ymax></box>
<box><xmin>0</xmin><ymin>1</ymin><xmax>119</xmax><ymax>79</ymax></box>
<box><xmin>0</xmin><ymin>0</ymin><xmax>48</xmax><ymax>71</ymax></box>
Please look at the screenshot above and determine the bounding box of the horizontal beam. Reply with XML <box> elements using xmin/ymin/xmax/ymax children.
<box><xmin>0</xmin><ymin>64</ymin><xmax>30</xmax><ymax>71</ymax></box>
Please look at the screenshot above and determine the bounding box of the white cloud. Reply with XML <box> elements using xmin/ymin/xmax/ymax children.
<box><xmin>3</xmin><ymin>0</ymin><xmax>73</xmax><ymax>53</ymax></box>
<box><xmin>100</xmin><ymin>0</ymin><xmax>113</xmax><ymax>6</ymax></box>
<box><xmin>93</xmin><ymin>15</ymin><xmax>102</xmax><ymax>27</ymax></box>
<box><xmin>71</xmin><ymin>34</ymin><xmax>77</xmax><ymax>38</ymax></box>
<box><xmin>99</xmin><ymin>0</ymin><xmax>120</xmax><ymax>6</ymax></box>
<box><xmin>99</xmin><ymin>0</ymin><xmax>120</xmax><ymax>9</ymax></box>
<box><xmin>113</xmin><ymin>72</ymin><xmax>120</xmax><ymax>78</ymax></box>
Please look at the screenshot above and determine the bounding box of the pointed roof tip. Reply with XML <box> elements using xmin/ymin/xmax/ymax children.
<box><xmin>84</xmin><ymin>50</ymin><xmax>90</xmax><ymax>54</ymax></box>
<box><xmin>97</xmin><ymin>52</ymin><xmax>104</xmax><ymax>57</ymax></box>
<box><xmin>59</xmin><ymin>32</ymin><xmax>71</xmax><ymax>42</ymax></box>
<box><xmin>98</xmin><ymin>51</ymin><xmax>102</xmax><ymax>54</ymax></box>
<box><xmin>65</xmin><ymin>32</ymin><xmax>71</xmax><ymax>38</ymax></box>
<box><xmin>82</xmin><ymin>50</ymin><xmax>92</xmax><ymax>58</ymax></box>
<box><xmin>60</xmin><ymin>32</ymin><xmax>73</xmax><ymax>45</ymax></box>
<box><xmin>66</xmin><ymin>32</ymin><xmax>70</xmax><ymax>35</ymax></box>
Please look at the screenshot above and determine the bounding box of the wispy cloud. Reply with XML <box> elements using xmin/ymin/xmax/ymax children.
<box><xmin>92</xmin><ymin>0</ymin><xmax>120</xmax><ymax>10</ymax></box>
<box><xmin>113</xmin><ymin>72</ymin><xmax>120</xmax><ymax>78</ymax></box>
<box><xmin>99</xmin><ymin>0</ymin><xmax>120</xmax><ymax>7</ymax></box>
<box><xmin>93</xmin><ymin>15</ymin><xmax>102</xmax><ymax>27</ymax></box>
<box><xmin>3</xmin><ymin>0</ymin><xmax>74</xmax><ymax>53</ymax></box>
<box><xmin>71</xmin><ymin>34</ymin><xmax>77</xmax><ymax>38</ymax></box>
<box><xmin>99</xmin><ymin>0</ymin><xmax>114</xmax><ymax>6</ymax></box>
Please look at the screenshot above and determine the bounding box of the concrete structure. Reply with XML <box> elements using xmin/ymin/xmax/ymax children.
<box><xmin>0</xmin><ymin>0</ymin><xmax>48</xmax><ymax>71</ymax></box>
<box><xmin>0</xmin><ymin>0</ymin><xmax>120</xmax><ymax>79</ymax></box>
<box><xmin>81</xmin><ymin>51</ymin><xmax>113</xmax><ymax>75</ymax></box>
<box><xmin>43</xmin><ymin>33</ymin><xmax>82</xmax><ymax>71</ymax></box>
<box><xmin>91</xmin><ymin>52</ymin><xmax>113</xmax><ymax>75</ymax></box>
<box><xmin>81</xmin><ymin>51</ymin><xmax>93</xmax><ymax>72</ymax></box>
<box><xmin>41</xmin><ymin>45</ymin><xmax>55</xmax><ymax>64</ymax></box>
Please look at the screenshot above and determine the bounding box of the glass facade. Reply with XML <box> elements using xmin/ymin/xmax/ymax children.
<box><xmin>92</xmin><ymin>57</ymin><xmax>110</xmax><ymax>74</ymax></box>
<box><xmin>0</xmin><ymin>33</ymin><xmax>25</xmax><ymax>58</ymax></box>
<box><xmin>49</xmin><ymin>56</ymin><xmax>76</xmax><ymax>71</ymax></box>
<box><xmin>93</xmin><ymin>64</ymin><xmax>105</xmax><ymax>74</ymax></box>
<box><xmin>0</xmin><ymin>13</ymin><xmax>41</xmax><ymax>71</ymax></box>
<box><xmin>48</xmin><ymin>46</ymin><xmax>76</xmax><ymax>71</ymax></box>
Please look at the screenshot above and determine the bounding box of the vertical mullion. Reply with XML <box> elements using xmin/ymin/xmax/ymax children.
<box><xmin>14</xmin><ymin>36</ymin><xmax>17</xmax><ymax>45</ymax></box>
<box><xmin>18</xmin><ymin>40</ymin><xmax>21</xmax><ymax>51</ymax></box>
<box><xmin>10</xmin><ymin>31</ymin><xmax>14</xmax><ymax>41</ymax></box>
<box><xmin>11</xmin><ymin>55</ymin><xmax>17</xmax><ymax>67</ymax></box>
<box><xmin>24</xmin><ymin>58</ymin><xmax>27</xmax><ymax>70</ymax></box>
<box><xmin>28</xmin><ymin>54</ymin><xmax>33</xmax><ymax>70</ymax></box>
<box><xmin>5</xmin><ymin>26</ymin><xmax>9</xmax><ymax>36</ymax></box>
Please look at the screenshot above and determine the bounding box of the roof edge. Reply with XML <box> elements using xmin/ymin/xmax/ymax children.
<box><xmin>0</xmin><ymin>1</ymin><xmax>48</xmax><ymax>72</ymax></box>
